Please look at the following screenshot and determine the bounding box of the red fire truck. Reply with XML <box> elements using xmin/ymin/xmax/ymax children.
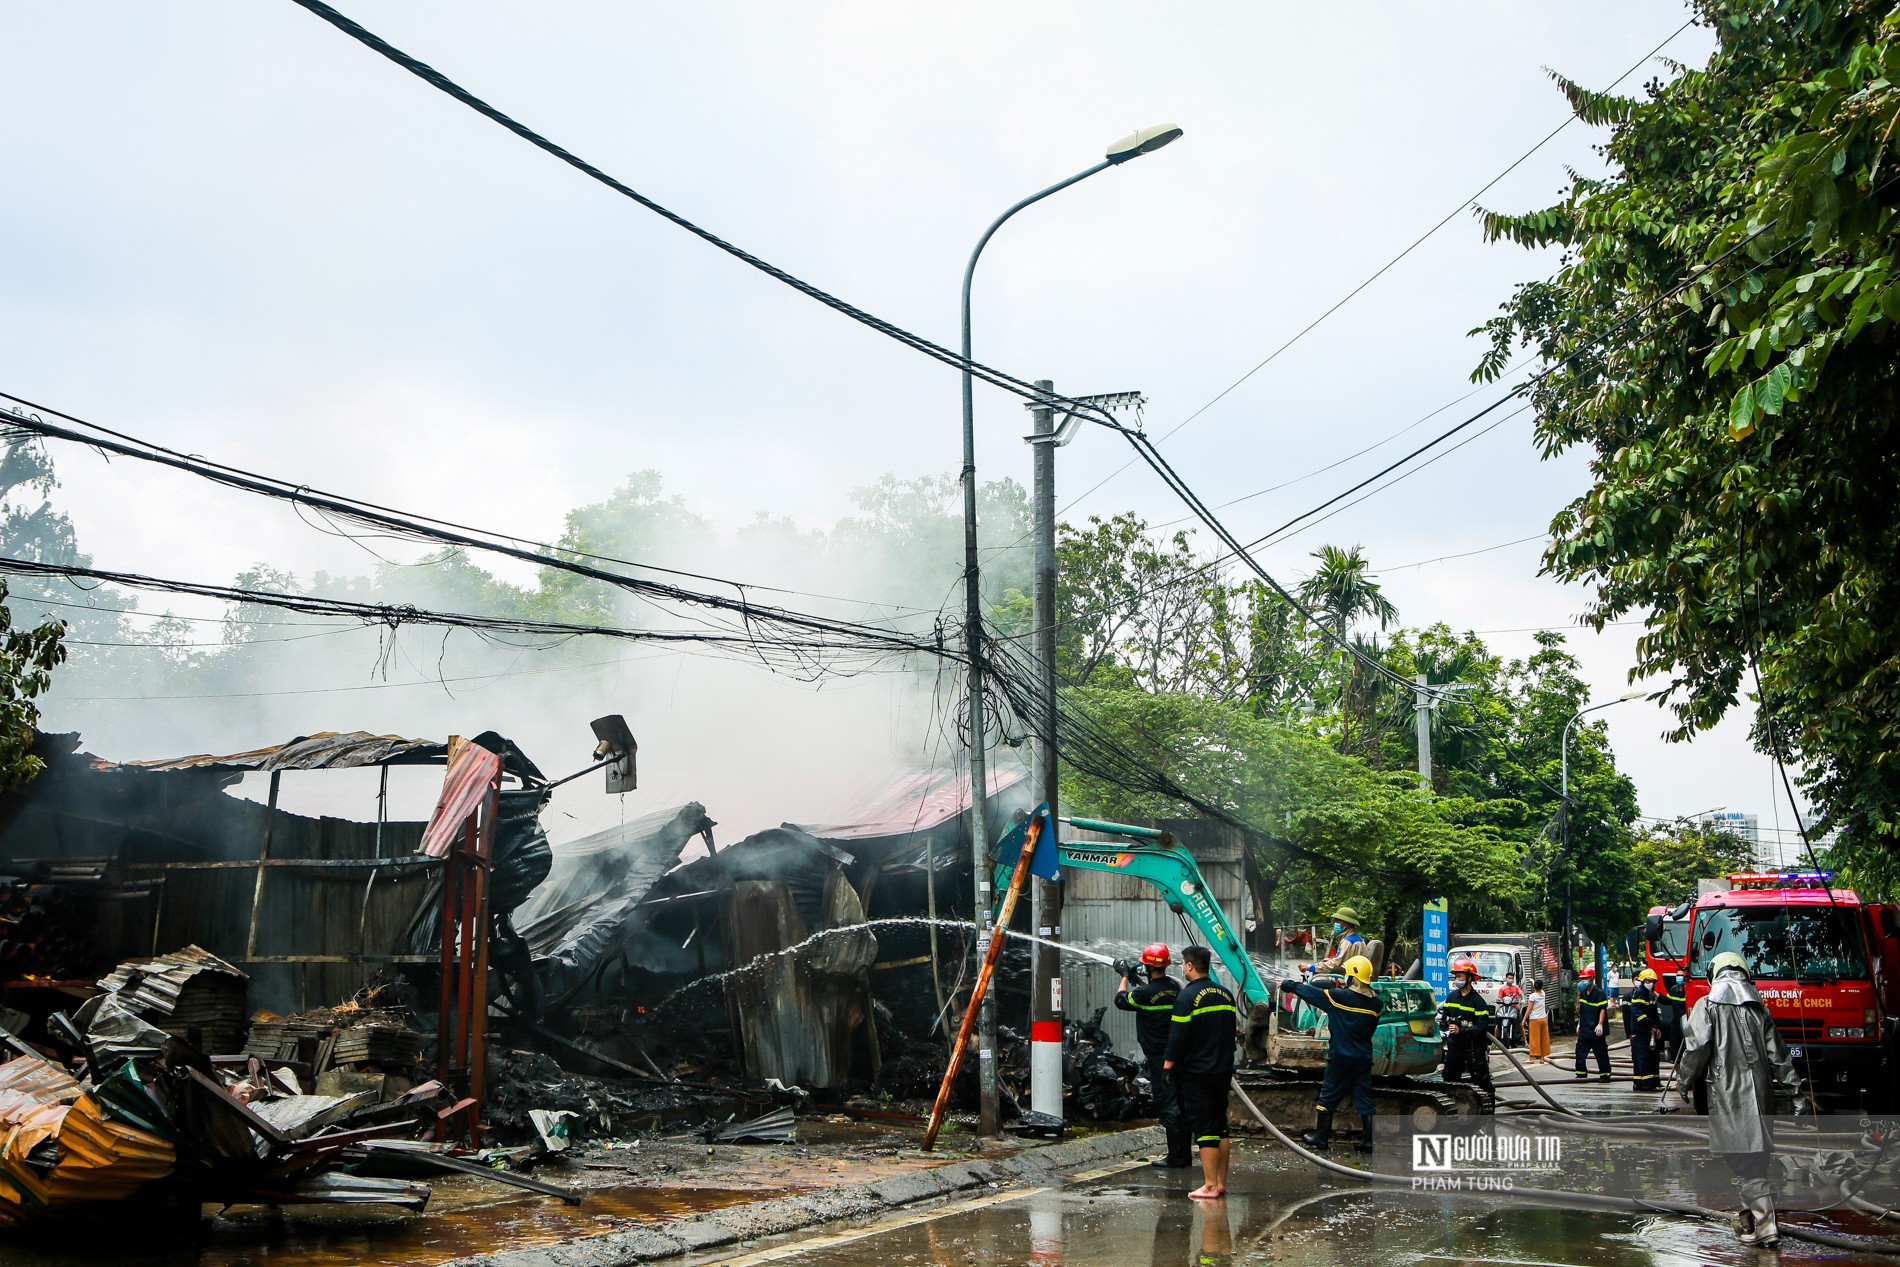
<box><xmin>1641</xmin><ymin>901</ymin><xmax>1691</xmax><ymax>979</ymax></box>
<box><xmin>1673</xmin><ymin>871</ymin><xmax>1900</xmax><ymax>1109</ymax></box>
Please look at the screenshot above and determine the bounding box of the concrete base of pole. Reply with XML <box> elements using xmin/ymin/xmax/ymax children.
<box><xmin>1030</xmin><ymin>1032</ymin><xmax>1064</xmax><ymax>1119</ymax></box>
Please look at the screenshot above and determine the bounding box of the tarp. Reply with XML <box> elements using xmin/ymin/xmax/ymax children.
<box><xmin>799</xmin><ymin>767</ymin><xmax>1028</xmax><ymax>842</ymax></box>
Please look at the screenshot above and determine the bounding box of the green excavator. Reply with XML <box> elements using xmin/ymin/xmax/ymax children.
<box><xmin>995</xmin><ymin>817</ymin><xmax>1488</xmax><ymax>1127</ymax></box>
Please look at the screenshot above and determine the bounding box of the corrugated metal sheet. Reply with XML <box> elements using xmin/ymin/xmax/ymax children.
<box><xmin>105</xmin><ymin>731</ymin><xmax>446</xmax><ymax>774</ymax></box>
<box><xmin>799</xmin><ymin>767</ymin><xmax>1028</xmax><ymax>840</ymax></box>
<box><xmin>421</xmin><ymin>742</ymin><xmax>502</xmax><ymax>858</ymax></box>
<box><xmin>1061</xmin><ymin>821</ymin><xmax>1251</xmax><ymax>1058</ymax></box>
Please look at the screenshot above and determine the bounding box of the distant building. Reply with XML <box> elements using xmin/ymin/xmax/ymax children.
<box><xmin>1698</xmin><ymin>810</ymin><xmax>1770</xmax><ymax>869</ymax></box>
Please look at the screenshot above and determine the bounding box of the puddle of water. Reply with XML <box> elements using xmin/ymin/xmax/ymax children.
<box><xmin>0</xmin><ymin>1182</ymin><xmax>759</xmax><ymax>1267</ymax></box>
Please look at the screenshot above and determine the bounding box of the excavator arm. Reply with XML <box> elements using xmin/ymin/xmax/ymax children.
<box><xmin>992</xmin><ymin>817</ymin><xmax>1272</xmax><ymax>1008</ymax></box>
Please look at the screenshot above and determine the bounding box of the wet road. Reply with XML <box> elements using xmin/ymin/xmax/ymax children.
<box><xmin>709</xmin><ymin>1142</ymin><xmax>1900</xmax><ymax>1267</ymax></box>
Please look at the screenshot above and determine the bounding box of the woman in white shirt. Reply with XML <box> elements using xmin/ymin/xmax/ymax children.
<box><xmin>1525</xmin><ymin>980</ymin><xmax>1551</xmax><ymax>1063</ymax></box>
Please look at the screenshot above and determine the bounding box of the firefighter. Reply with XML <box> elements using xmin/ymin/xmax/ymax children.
<box><xmin>1574</xmin><ymin>964</ymin><xmax>1613</xmax><ymax>1081</ymax></box>
<box><xmin>1657</xmin><ymin>972</ymin><xmax>1687</xmax><ymax>1064</ymax></box>
<box><xmin>1438</xmin><ymin>958</ymin><xmax>1494</xmax><ymax>1093</ymax></box>
<box><xmin>1678</xmin><ymin>950</ymin><xmax>1804</xmax><ymax>1247</ymax></box>
<box><xmin>1628</xmin><ymin>967</ymin><xmax>1661</xmax><ymax>1091</ymax></box>
<box><xmin>1280</xmin><ymin>954</ymin><xmax>1381</xmax><ymax>1154</ymax></box>
<box><xmin>1115</xmin><ymin>942</ymin><xmax>1188</xmax><ymax>1168</ymax></box>
<box><xmin>1163</xmin><ymin>945</ymin><xmax>1238</xmax><ymax>1201</ymax></box>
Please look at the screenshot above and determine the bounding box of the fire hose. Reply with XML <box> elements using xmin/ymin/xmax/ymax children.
<box><xmin>1231</xmin><ymin>1074</ymin><xmax>1900</xmax><ymax>1254</ymax></box>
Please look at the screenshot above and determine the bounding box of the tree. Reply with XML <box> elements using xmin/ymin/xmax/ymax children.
<box><xmin>0</xmin><ymin>582</ymin><xmax>65</xmax><ymax>786</ymax></box>
<box><xmin>1627</xmin><ymin>822</ymin><xmax>1756</xmax><ymax>915</ymax></box>
<box><xmin>1296</xmin><ymin>544</ymin><xmax>1398</xmax><ymax>642</ymax></box>
<box><xmin>1473</xmin><ymin>1</ymin><xmax>1900</xmax><ymax>890</ymax></box>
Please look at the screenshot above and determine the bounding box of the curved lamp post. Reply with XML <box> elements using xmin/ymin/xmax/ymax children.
<box><xmin>1560</xmin><ymin>691</ymin><xmax>1645</xmax><ymax>980</ymax></box>
<box><xmin>959</xmin><ymin>123</ymin><xmax>1181</xmax><ymax>1136</ymax></box>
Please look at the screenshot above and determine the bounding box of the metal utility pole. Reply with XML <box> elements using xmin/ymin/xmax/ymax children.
<box><xmin>1410</xmin><ymin>675</ymin><xmax>1474</xmax><ymax>790</ymax></box>
<box><xmin>1028</xmin><ymin>380</ymin><xmax>1062</xmax><ymax>1123</ymax></box>
<box><xmin>1024</xmin><ymin>386</ymin><xmax>1141</xmax><ymax>1126</ymax></box>
<box><xmin>957</xmin><ymin>123</ymin><xmax>1181</xmax><ymax>1137</ymax></box>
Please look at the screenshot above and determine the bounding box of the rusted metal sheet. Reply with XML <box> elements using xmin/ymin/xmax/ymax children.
<box><xmin>421</xmin><ymin>743</ymin><xmax>503</xmax><ymax>859</ymax></box>
<box><xmin>104</xmin><ymin>731</ymin><xmax>445</xmax><ymax>774</ymax></box>
<box><xmin>0</xmin><ymin>1054</ymin><xmax>176</xmax><ymax>1224</ymax></box>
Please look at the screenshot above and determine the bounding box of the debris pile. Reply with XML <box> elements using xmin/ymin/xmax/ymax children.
<box><xmin>0</xmin><ymin>864</ymin><xmax>99</xmax><ymax>980</ymax></box>
<box><xmin>92</xmin><ymin>945</ymin><xmax>249</xmax><ymax>1055</ymax></box>
<box><xmin>0</xmin><ymin>947</ymin><xmax>444</xmax><ymax>1227</ymax></box>
<box><xmin>246</xmin><ymin>1000</ymin><xmax>426</xmax><ymax>1101</ymax></box>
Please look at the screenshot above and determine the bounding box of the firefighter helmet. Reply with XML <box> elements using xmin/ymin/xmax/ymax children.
<box><xmin>1637</xmin><ymin>968</ymin><xmax>1658</xmax><ymax>983</ymax></box>
<box><xmin>1579</xmin><ymin>965</ymin><xmax>1597</xmax><ymax>979</ymax></box>
<box><xmin>1451</xmin><ymin>958</ymin><xmax>1478</xmax><ymax>978</ymax></box>
<box><xmin>1710</xmin><ymin>950</ymin><xmax>1749</xmax><ymax>978</ymax></box>
<box><xmin>1343</xmin><ymin>955</ymin><xmax>1374</xmax><ymax>984</ymax></box>
<box><xmin>1140</xmin><ymin>943</ymin><xmax>1171</xmax><ymax>967</ymax></box>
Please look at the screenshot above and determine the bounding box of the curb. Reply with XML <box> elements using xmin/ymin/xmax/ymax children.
<box><xmin>440</xmin><ymin>1125</ymin><xmax>1165</xmax><ymax>1267</ymax></box>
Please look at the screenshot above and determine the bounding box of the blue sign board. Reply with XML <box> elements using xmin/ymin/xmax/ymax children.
<box><xmin>1422</xmin><ymin>897</ymin><xmax>1449</xmax><ymax>1004</ymax></box>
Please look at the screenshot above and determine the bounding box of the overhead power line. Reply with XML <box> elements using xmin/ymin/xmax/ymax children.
<box><xmin>0</xmin><ymin>556</ymin><xmax>942</xmax><ymax>679</ymax></box>
<box><xmin>1059</xmin><ymin>18</ymin><xmax>1696</xmax><ymax>513</ymax></box>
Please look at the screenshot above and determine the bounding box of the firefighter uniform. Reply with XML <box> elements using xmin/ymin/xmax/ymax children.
<box><xmin>1628</xmin><ymin>979</ymin><xmax>1661</xmax><ymax>1090</ymax></box>
<box><xmin>1439</xmin><ymin>980</ymin><xmax>1494</xmax><ymax>1091</ymax></box>
<box><xmin>1116</xmin><ymin>971</ymin><xmax>1186</xmax><ymax>1166</ymax></box>
<box><xmin>1575</xmin><ymin>978</ymin><xmax>1613</xmax><ymax>1080</ymax></box>
<box><xmin>1658</xmin><ymin>975</ymin><xmax>1687</xmax><ymax>1064</ymax></box>
<box><xmin>1165</xmin><ymin>978</ymin><xmax>1239</xmax><ymax>1154</ymax></box>
<box><xmin>1283</xmin><ymin>976</ymin><xmax>1382</xmax><ymax>1152</ymax></box>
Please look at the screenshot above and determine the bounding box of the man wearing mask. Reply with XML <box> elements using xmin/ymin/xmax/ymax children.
<box><xmin>1280</xmin><ymin>954</ymin><xmax>1382</xmax><ymax>1153</ymax></box>
<box><xmin>1309</xmin><ymin>907</ymin><xmax>1365</xmax><ymax>973</ymax></box>
<box><xmin>1164</xmin><ymin>945</ymin><xmax>1238</xmax><ymax>1201</ymax></box>
<box><xmin>1438</xmin><ymin>959</ymin><xmax>1494</xmax><ymax>1094</ymax></box>
<box><xmin>1678</xmin><ymin>950</ymin><xmax>1804</xmax><ymax>1247</ymax></box>
<box><xmin>1628</xmin><ymin>968</ymin><xmax>1661</xmax><ymax>1092</ymax></box>
<box><xmin>1574</xmin><ymin>965</ymin><xmax>1612</xmax><ymax>1081</ymax></box>
<box><xmin>1115</xmin><ymin>943</ymin><xmax>1188</xmax><ymax>1169</ymax></box>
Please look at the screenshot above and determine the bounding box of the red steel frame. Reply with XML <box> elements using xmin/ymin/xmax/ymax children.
<box><xmin>433</xmin><ymin>758</ymin><xmax>501</xmax><ymax>1145</ymax></box>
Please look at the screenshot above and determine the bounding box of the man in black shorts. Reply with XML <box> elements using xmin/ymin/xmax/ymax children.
<box><xmin>1164</xmin><ymin>944</ymin><xmax>1238</xmax><ymax>1200</ymax></box>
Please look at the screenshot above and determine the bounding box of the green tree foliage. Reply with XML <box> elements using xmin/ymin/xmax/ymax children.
<box><xmin>1472</xmin><ymin>1</ymin><xmax>1900</xmax><ymax>888</ymax></box>
<box><xmin>0</xmin><ymin>582</ymin><xmax>65</xmax><ymax>786</ymax></box>
<box><xmin>1057</xmin><ymin>685</ymin><xmax>1528</xmax><ymax>952</ymax></box>
<box><xmin>1627</xmin><ymin>822</ymin><xmax>1756</xmax><ymax>914</ymax></box>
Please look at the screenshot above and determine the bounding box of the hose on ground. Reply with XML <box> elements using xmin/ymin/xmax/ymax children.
<box><xmin>1230</xmin><ymin>1075</ymin><xmax>1900</xmax><ymax>1254</ymax></box>
<box><xmin>1485</xmin><ymin>1033</ymin><xmax>1707</xmax><ymax>1142</ymax></box>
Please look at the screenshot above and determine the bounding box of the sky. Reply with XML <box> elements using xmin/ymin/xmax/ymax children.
<box><xmin>0</xmin><ymin>3</ymin><xmax>1818</xmax><ymax>855</ymax></box>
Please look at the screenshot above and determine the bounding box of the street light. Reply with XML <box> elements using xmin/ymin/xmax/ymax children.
<box><xmin>1559</xmin><ymin>691</ymin><xmax>1645</xmax><ymax>982</ymax></box>
<box><xmin>958</xmin><ymin>124</ymin><xmax>1182</xmax><ymax>1137</ymax></box>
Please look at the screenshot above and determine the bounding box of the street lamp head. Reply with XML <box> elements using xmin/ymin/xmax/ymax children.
<box><xmin>1106</xmin><ymin>123</ymin><xmax>1184</xmax><ymax>164</ymax></box>
<box><xmin>1619</xmin><ymin>690</ymin><xmax>1647</xmax><ymax>701</ymax></box>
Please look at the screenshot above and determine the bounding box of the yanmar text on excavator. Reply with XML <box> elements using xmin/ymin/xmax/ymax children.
<box><xmin>1672</xmin><ymin>870</ymin><xmax>1900</xmax><ymax>1110</ymax></box>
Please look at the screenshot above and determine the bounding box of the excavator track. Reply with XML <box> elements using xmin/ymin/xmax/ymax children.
<box><xmin>1230</xmin><ymin>1071</ymin><xmax>1489</xmax><ymax>1134</ymax></box>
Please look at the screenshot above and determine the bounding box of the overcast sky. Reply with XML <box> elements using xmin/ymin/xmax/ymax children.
<box><xmin>0</xmin><ymin>3</ymin><xmax>1817</xmax><ymax>855</ymax></box>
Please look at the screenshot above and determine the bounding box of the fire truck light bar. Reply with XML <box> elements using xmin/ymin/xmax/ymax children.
<box><xmin>1726</xmin><ymin>871</ymin><xmax>1834</xmax><ymax>885</ymax></box>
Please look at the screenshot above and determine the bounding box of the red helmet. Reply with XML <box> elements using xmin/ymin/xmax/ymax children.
<box><xmin>1579</xmin><ymin>965</ymin><xmax>1597</xmax><ymax>979</ymax></box>
<box><xmin>1451</xmin><ymin>958</ymin><xmax>1477</xmax><ymax>977</ymax></box>
<box><xmin>1141</xmin><ymin>943</ymin><xmax>1171</xmax><ymax>967</ymax></box>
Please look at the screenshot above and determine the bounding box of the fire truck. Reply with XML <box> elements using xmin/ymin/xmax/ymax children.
<box><xmin>1640</xmin><ymin>900</ymin><xmax>1691</xmax><ymax>978</ymax></box>
<box><xmin>1667</xmin><ymin>871</ymin><xmax>1900</xmax><ymax>1109</ymax></box>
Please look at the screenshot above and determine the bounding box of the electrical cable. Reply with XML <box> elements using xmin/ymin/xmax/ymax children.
<box><xmin>1060</xmin><ymin>19</ymin><xmax>1696</xmax><ymax>513</ymax></box>
<box><xmin>284</xmin><ymin>0</ymin><xmax>1122</xmax><ymax>431</ymax></box>
<box><xmin>0</xmin><ymin>556</ymin><xmax>942</xmax><ymax>679</ymax></box>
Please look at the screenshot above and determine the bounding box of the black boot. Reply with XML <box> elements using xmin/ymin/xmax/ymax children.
<box><xmin>1152</xmin><ymin>1124</ymin><xmax>1193</xmax><ymax>1168</ymax></box>
<box><xmin>1300</xmin><ymin>1109</ymin><xmax>1333</xmax><ymax>1152</ymax></box>
<box><xmin>1352</xmin><ymin>1114</ymin><xmax>1375</xmax><ymax>1155</ymax></box>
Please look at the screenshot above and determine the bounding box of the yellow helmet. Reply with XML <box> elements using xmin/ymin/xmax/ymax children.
<box><xmin>1637</xmin><ymin>968</ymin><xmax>1658</xmax><ymax>983</ymax></box>
<box><xmin>1342</xmin><ymin>955</ymin><xmax>1374</xmax><ymax>985</ymax></box>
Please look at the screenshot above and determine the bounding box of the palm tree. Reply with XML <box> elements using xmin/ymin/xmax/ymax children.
<box><xmin>1297</xmin><ymin>545</ymin><xmax>1398</xmax><ymax>640</ymax></box>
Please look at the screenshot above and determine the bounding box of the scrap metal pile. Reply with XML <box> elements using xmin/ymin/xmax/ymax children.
<box><xmin>0</xmin><ymin>946</ymin><xmax>447</xmax><ymax>1227</ymax></box>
